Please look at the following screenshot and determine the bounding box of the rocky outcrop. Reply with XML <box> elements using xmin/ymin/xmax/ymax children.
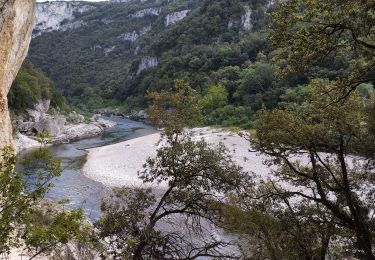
<box><xmin>16</xmin><ymin>100</ymin><xmax>65</xmax><ymax>136</ymax></box>
<box><xmin>34</xmin><ymin>1</ymin><xmax>95</xmax><ymax>37</ymax></box>
<box><xmin>241</xmin><ymin>5</ymin><xmax>252</xmax><ymax>30</ymax></box>
<box><xmin>67</xmin><ymin>111</ymin><xmax>85</xmax><ymax>124</ymax></box>
<box><xmin>15</xmin><ymin>116</ymin><xmax>117</xmax><ymax>152</ymax></box>
<box><xmin>127</xmin><ymin>110</ymin><xmax>149</xmax><ymax>121</ymax></box>
<box><xmin>104</xmin><ymin>46</ymin><xmax>116</xmax><ymax>56</ymax></box>
<box><xmin>118</xmin><ymin>25</ymin><xmax>151</xmax><ymax>42</ymax></box>
<box><xmin>228</xmin><ymin>5</ymin><xmax>253</xmax><ymax>30</ymax></box>
<box><xmin>118</xmin><ymin>30</ymin><xmax>139</xmax><ymax>42</ymax></box>
<box><xmin>137</xmin><ymin>56</ymin><xmax>158</xmax><ymax>75</ymax></box>
<box><xmin>15</xmin><ymin>101</ymin><xmax>117</xmax><ymax>147</ymax></box>
<box><xmin>0</xmin><ymin>0</ymin><xmax>35</xmax><ymax>150</ymax></box>
<box><xmin>130</xmin><ymin>7</ymin><xmax>161</xmax><ymax>18</ymax></box>
<box><xmin>165</xmin><ymin>10</ymin><xmax>190</xmax><ymax>27</ymax></box>
<box><xmin>14</xmin><ymin>133</ymin><xmax>40</xmax><ymax>152</ymax></box>
<box><xmin>53</xmin><ymin>116</ymin><xmax>116</xmax><ymax>143</ymax></box>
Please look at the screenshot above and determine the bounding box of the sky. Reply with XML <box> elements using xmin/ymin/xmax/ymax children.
<box><xmin>36</xmin><ymin>0</ymin><xmax>108</xmax><ymax>2</ymax></box>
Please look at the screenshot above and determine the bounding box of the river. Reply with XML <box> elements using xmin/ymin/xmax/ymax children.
<box><xmin>19</xmin><ymin>116</ymin><xmax>156</xmax><ymax>221</ymax></box>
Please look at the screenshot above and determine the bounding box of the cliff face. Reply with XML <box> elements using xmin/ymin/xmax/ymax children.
<box><xmin>34</xmin><ymin>1</ymin><xmax>96</xmax><ymax>37</ymax></box>
<box><xmin>0</xmin><ymin>0</ymin><xmax>35</xmax><ymax>150</ymax></box>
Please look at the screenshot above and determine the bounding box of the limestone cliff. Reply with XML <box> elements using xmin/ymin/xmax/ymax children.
<box><xmin>0</xmin><ymin>0</ymin><xmax>35</xmax><ymax>150</ymax></box>
<box><xmin>34</xmin><ymin>1</ymin><xmax>96</xmax><ymax>37</ymax></box>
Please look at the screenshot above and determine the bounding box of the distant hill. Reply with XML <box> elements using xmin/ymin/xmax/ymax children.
<box><xmin>28</xmin><ymin>0</ymin><xmax>309</xmax><ymax>129</ymax></box>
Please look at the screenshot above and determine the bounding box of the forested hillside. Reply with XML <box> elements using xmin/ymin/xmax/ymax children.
<box><xmin>8</xmin><ymin>61</ymin><xmax>67</xmax><ymax>112</ymax></box>
<box><xmin>29</xmin><ymin>0</ymin><xmax>304</xmax><ymax>127</ymax></box>
<box><xmin>30</xmin><ymin>0</ymin><xmax>202</xmax><ymax>108</ymax></box>
<box><xmin>1</xmin><ymin>0</ymin><xmax>374</xmax><ymax>258</ymax></box>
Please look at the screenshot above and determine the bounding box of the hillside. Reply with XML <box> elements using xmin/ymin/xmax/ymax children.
<box><xmin>8</xmin><ymin>60</ymin><xmax>67</xmax><ymax>112</ymax></box>
<box><xmin>29</xmin><ymin>0</ymin><xmax>308</xmax><ymax>128</ymax></box>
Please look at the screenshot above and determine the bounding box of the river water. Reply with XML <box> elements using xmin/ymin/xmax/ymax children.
<box><xmin>19</xmin><ymin>117</ymin><xmax>241</xmax><ymax>257</ymax></box>
<box><xmin>19</xmin><ymin>117</ymin><xmax>156</xmax><ymax>221</ymax></box>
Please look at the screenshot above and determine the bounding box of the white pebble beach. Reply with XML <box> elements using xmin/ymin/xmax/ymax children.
<box><xmin>82</xmin><ymin>127</ymin><xmax>272</xmax><ymax>188</ymax></box>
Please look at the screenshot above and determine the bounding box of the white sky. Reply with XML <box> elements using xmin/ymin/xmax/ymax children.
<box><xmin>36</xmin><ymin>0</ymin><xmax>108</xmax><ymax>2</ymax></box>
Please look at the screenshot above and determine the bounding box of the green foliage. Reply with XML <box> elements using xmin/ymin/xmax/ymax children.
<box><xmin>121</xmin><ymin>95</ymin><xmax>146</xmax><ymax>113</ymax></box>
<box><xmin>248</xmin><ymin>83</ymin><xmax>375</xmax><ymax>259</ymax></box>
<box><xmin>146</xmin><ymin>80</ymin><xmax>203</xmax><ymax>135</ymax></box>
<box><xmin>235</xmin><ymin>63</ymin><xmax>276</xmax><ymax>107</ymax></box>
<box><xmin>28</xmin><ymin>0</ymin><xmax>280</xmax><ymax>120</ymax></box>
<box><xmin>97</xmin><ymin>134</ymin><xmax>246</xmax><ymax>259</ymax></box>
<box><xmin>199</xmin><ymin>84</ymin><xmax>228</xmax><ymax>114</ymax></box>
<box><xmin>270</xmin><ymin>0</ymin><xmax>375</xmax><ymax>93</ymax></box>
<box><xmin>0</xmin><ymin>146</ymin><xmax>93</xmax><ymax>258</ymax></box>
<box><xmin>8</xmin><ymin>61</ymin><xmax>67</xmax><ymax>112</ymax></box>
<box><xmin>0</xmin><ymin>148</ymin><xmax>29</xmax><ymax>254</ymax></box>
<box><xmin>97</xmin><ymin>83</ymin><xmax>249</xmax><ymax>258</ymax></box>
<box><xmin>206</xmin><ymin>105</ymin><xmax>253</xmax><ymax>129</ymax></box>
<box><xmin>35</xmin><ymin>131</ymin><xmax>52</xmax><ymax>148</ymax></box>
<box><xmin>213</xmin><ymin>0</ymin><xmax>375</xmax><ymax>258</ymax></box>
<box><xmin>0</xmin><ymin>147</ymin><xmax>58</xmax><ymax>254</ymax></box>
<box><xmin>24</xmin><ymin>207</ymin><xmax>90</xmax><ymax>259</ymax></box>
<box><xmin>198</xmin><ymin>85</ymin><xmax>253</xmax><ymax>129</ymax></box>
<box><xmin>357</xmin><ymin>83</ymin><xmax>375</xmax><ymax>99</ymax></box>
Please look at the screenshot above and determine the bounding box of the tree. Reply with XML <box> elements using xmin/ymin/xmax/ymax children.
<box><xmin>226</xmin><ymin>2</ymin><xmax>375</xmax><ymax>258</ymax></box>
<box><xmin>245</xmin><ymin>82</ymin><xmax>375</xmax><ymax>259</ymax></box>
<box><xmin>97</xmin><ymin>81</ymin><xmax>248</xmax><ymax>259</ymax></box>
<box><xmin>8</xmin><ymin>60</ymin><xmax>67</xmax><ymax>112</ymax></box>
<box><xmin>0</xmin><ymin>144</ymin><xmax>92</xmax><ymax>258</ymax></box>
<box><xmin>23</xmin><ymin>205</ymin><xmax>91</xmax><ymax>260</ymax></box>
<box><xmin>235</xmin><ymin>63</ymin><xmax>276</xmax><ymax>109</ymax></box>
<box><xmin>146</xmin><ymin>80</ymin><xmax>203</xmax><ymax>136</ymax></box>
<box><xmin>270</xmin><ymin>0</ymin><xmax>375</xmax><ymax>98</ymax></box>
<box><xmin>220</xmin><ymin>199</ymin><xmax>333</xmax><ymax>260</ymax></box>
<box><xmin>199</xmin><ymin>84</ymin><xmax>228</xmax><ymax>114</ymax></box>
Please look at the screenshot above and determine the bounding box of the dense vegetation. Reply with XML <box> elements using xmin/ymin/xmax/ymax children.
<box><xmin>0</xmin><ymin>145</ymin><xmax>92</xmax><ymax>258</ymax></box>
<box><xmin>99</xmin><ymin>0</ymin><xmax>375</xmax><ymax>259</ymax></box>
<box><xmin>2</xmin><ymin>0</ymin><xmax>375</xmax><ymax>258</ymax></box>
<box><xmin>29</xmin><ymin>0</ymin><xmax>307</xmax><ymax>128</ymax></box>
<box><xmin>97</xmin><ymin>82</ymin><xmax>248</xmax><ymax>259</ymax></box>
<box><xmin>223</xmin><ymin>0</ymin><xmax>375</xmax><ymax>259</ymax></box>
<box><xmin>29</xmin><ymin>0</ymin><xmax>201</xmax><ymax>109</ymax></box>
<box><xmin>8</xmin><ymin>60</ymin><xmax>67</xmax><ymax>112</ymax></box>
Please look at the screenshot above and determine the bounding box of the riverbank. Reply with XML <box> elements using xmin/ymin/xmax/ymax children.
<box><xmin>14</xmin><ymin>116</ymin><xmax>116</xmax><ymax>153</ymax></box>
<box><xmin>20</xmin><ymin>117</ymin><xmax>157</xmax><ymax>222</ymax></box>
<box><xmin>12</xmin><ymin>99</ymin><xmax>117</xmax><ymax>152</ymax></box>
<box><xmin>82</xmin><ymin>127</ymin><xmax>271</xmax><ymax>188</ymax></box>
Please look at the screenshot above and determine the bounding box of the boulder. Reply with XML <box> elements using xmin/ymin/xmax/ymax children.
<box><xmin>128</xmin><ymin>110</ymin><xmax>149</xmax><ymax>121</ymax></box>
<box><xmin>14</xmin><ymin>133</ymin><xmax>40</xmax><ymax>152</ymax></box>
<box><xmin>26</xmin><ymin>99</ymin><xmax>50</xmax><ymax>122</ymax></box>
<box><xmin>67</xmin><ymin>111</ymin><xmax>85</xmax><ymax>124</ymax></box>
<box><xmin>33</xmin><ymin>116</ymin><xmax>66</xmax><ymax>136</ymax></box>
<box><xmin>94</xmin><ymin>118</ymin><xmax>117</xmax><ymax>128</ymax></box>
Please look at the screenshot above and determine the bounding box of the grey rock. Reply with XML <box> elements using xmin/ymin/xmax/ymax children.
<box><xmin>165</xmin><ymin>10</ymin><xmax>190</xmax><ymax>27</ymax></box>
<box><xmin>130</xmin><ymin>7</ymin><xmax>161</xmax><ymax>18</ymax></box>
<box><xmin>26</xmin><ymin>99</ymin><xmax>50</xmax><ymax>122</ymax></box>
<box><xmin>241</xmin><ymin>5</ymin><xmax>252</xmax><ymax>30</ymax></box>
<box><xmin>34</xmin><ymin>1</ymin><xmax>96</xmax><ymax>37</ymax></box>
<box><xmin>0</xmin><ymin>0</ymin><xmax>35</xmax><ymax>150</ymax></box>
<box><xmin>128</xmin><ymin>110</ymin><xmax>149</xmax><ymax>121</ymax></box>
<box><xmin>137</xmin><ymin>56</ymin><xmax>158</xmax><ymax>75</ymax></box>
<box><xmin>68</xmin><ymin>111</ymin><xmax>85</xmax><ymax>124</ymax></box>
<box><xmin>33</xmin><ymin>116</ymin><xmax>66</xmax><ymax>136</ymax></box>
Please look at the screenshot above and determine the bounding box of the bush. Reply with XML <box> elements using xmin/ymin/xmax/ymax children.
<box><xmin>8</xmin><ymin>60</ymin><xmax>67</xmax><ymax>112</ymax></box>
<box><xmin>206</xmin><ymin>105</ymin><xmax>253</xmax><ymax>129</ymax></box>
